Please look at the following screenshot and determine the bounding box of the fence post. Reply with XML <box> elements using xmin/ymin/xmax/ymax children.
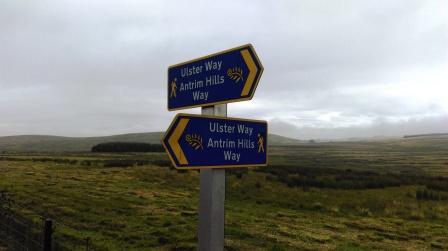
<box><xmin>43</xmin><ymin>219</ymin><xmax>52</xmax><ymax>251</ymax></box>
<box><xmin>85</xmin><ymin>237</ymin><xmax>91</xmax><ymax>251</ymax></box>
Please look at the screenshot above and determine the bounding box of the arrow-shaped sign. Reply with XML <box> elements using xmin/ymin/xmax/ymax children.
<box><xmin>167</xmin><ymin>44</ymin><xmax>263</xmax><ymax>111</ymax></box>
<box><xmin>162</xmin><ymin>114</ymin><xmax>268</xmax><ymax>169</ymax></box>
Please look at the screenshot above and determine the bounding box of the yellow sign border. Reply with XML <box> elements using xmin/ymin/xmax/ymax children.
<box><xmin>166</xmin><ymin>44</ymin><xmax>264</xmax><ymax>111</ymax></box>
<box><xmin>161</xmin><ymin>113</ymin><xmax>269</xmax><ymax>170</ymax></box>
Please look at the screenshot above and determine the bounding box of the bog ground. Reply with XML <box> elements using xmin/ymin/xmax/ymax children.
<box><xmin>1</xmin><ymin>137</ymin><xmax>448</xmax><ymax>250</ymax></box>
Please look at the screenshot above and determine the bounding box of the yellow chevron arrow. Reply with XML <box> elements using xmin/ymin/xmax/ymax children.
<box><xmin>168</xmin><ymin>118</ymin><xmax>189</xmax><ymax>165</ymax></box>
<box><xmin>240</xmin><ymin>49</ymin><xmax>259</xmax><ymax>96</ymax></box>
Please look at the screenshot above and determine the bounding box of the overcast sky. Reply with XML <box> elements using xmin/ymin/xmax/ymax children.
<box><xmin>1</xmin><ymin>0</ymin><xmax>447</xmax><ymax>139</ymax></box>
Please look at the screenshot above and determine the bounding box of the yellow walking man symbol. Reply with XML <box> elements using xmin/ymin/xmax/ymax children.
<box><xmin>257</xmin><ymin>133</ymin><xmax>265</xmax><ymax>153</ymax></box>
<box><xmin>170</xmin><ymin>78</ymin><xmax>177</xmax><ymax>98</ymax></box>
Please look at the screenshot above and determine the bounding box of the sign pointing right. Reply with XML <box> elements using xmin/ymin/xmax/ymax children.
<box><xmin>167</xmin><ymin>44</ymin><xmax>263</xmax><ymax>110</ymax></box>
<box><xmin>162</xmin><ymin>113</ymin><xmax>268</xmax><ymax>169</ymax></box>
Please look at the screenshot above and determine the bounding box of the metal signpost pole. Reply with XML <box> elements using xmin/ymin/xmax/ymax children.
<box><xmin>199</xmin><ymin>104</ymin><xmax>226</xmax><ymax>251</ymax></box>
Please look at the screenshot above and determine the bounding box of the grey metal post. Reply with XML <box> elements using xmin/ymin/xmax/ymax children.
<box><xmin>199</xmin><ymin>104</ymin><xmax>226</xmax><ymax>251</ymax></box>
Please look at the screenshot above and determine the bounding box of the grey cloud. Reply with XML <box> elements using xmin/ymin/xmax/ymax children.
<box><xmin>0</xmin><ymin>0</ymin><xmax>447</xmax><ymax>138</ymax></box>
<box><xmin>270</xmin><ymin>115</ymin><xmax>448</xmax><ymax>140</ymax></box>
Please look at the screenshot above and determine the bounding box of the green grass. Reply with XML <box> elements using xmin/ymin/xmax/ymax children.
<box><xmin>1</xmin><ymin>138</ymin><xmax>448</xmax><ymax>250</ymax></box>
<box><xmin>269</xmin><ymin>138</ymin><xmax>448</xmax><ymax>177</ymax></box>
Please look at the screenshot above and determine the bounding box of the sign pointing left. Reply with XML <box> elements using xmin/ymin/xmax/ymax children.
<box><xmin>162</xmin><ymin>113</ymin><xmax>268</xmax><ymax>169</ymax></box>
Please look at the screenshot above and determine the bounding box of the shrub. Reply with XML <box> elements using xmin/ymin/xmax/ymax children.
<box><xmin>91</xmin><ymin>142</ymin><xmax>164</xmax><ymax>153</ymax></box>
<box><xmin>103</xmin><ymin>160</ymin><xmax>135</xmax><ymax>168</ymax></box>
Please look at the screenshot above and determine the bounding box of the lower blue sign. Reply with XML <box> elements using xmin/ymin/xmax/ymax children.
<box><xmin>162</xmin><ymin>114</ymin><xmax>268</xmax><ymax>169</ymax></box>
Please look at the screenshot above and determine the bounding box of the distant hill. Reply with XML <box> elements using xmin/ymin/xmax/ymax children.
<box><xmin>0</xmin><ymin>132</ymin><xmax>302</xmax><ymax>152</ymax></box>
<box><xmin>0</xmin><ymin>133</ymin><xmax>163</xmax><ymax>152</ymax></box>
<box><xmin>268</xmin><ymin>134</ymin><xmax>303</xmax><ymax>145</ymax></box>
<box><xmin>403</xmin><ymin>133</ymin><xmax>448</xmax><ymax>139</ymax></box>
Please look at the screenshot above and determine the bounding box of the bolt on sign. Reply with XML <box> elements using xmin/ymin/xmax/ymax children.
<box><xmin>162</xmin><ymin>114</ymin><xmax>268</xmax><ymax>169</ymax></box>
<box><xmin>167</xmin><ymin>44</ymin><xmax>263</xmax><ymax>111</ymax></box>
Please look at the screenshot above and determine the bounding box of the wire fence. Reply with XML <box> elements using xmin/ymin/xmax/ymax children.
<box><xmin>0</xmin><ymin>190</ymin><xmax>99</xmax><ymax>251</ymax></box>
<box><xmin>0</xmin><ymin>191</ymin><xmax>43</xmax><ymax>251</ymax></box>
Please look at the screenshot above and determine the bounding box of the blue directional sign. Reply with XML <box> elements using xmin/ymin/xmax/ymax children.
<box><xmin>167</xmin><ymin>44</ymin><xmax>263</xmax><ymax>111</ymax></box>
<box><xmin>162</xmin><ymin>114</ymin><xmax>268</xmax><ymax>169</ymax></box>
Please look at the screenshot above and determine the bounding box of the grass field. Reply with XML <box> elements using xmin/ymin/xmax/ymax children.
<box><xmin>1</xmin><ymin>137</ymin><xmax>448</xmax><ymax>250</ymax></box>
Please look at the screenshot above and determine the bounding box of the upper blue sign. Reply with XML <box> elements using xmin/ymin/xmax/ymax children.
<box><xmin>167</xmin><ymin>44</ymin><xmax>263</xmax><ymax>110</ymax></box>
<box><xmin>162</xmin><ymin>114</ymin><xmax>268</xmax><ymax>169</ymax></box>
